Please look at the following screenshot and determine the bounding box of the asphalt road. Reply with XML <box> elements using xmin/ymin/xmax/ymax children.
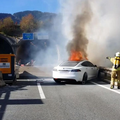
<box><xmin>1</xmin><ymin>68</ymin><xmax>120</xmax><ymax>120</ymax></box>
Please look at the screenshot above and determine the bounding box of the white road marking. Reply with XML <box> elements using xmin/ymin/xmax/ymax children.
<box><xmin>92</xmin><ymin>82</ymin><xmax>120</xmax><ymax>95</ymax></box>
<box><xmin>37</xmin><ymin>82</ymin><xmax>46</xmax><ymax>99</ymax></box>
<box><xmin>27</xmin><ymin>79</ymin><xmax>30</xmax><ymax>87</ymax></box>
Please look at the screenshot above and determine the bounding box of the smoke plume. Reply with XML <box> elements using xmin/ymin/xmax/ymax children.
<box><xmin>34</xmin><ymin>0</ymin><xmax>120</xmax><ymax>68</ymax></box>
<box><xmin>67</xmin><ymin>1</ymin><xmax>92</xmax><ymax>59</ymax></box>
<box><xmin>59</xmin><ymin>0</ymin><xmax>120</xmax><ymax>66</ymax></box>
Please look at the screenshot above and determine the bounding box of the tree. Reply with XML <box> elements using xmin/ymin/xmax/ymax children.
<box><xmin>0</xmin><ymin>17</ymin><xmax>15</xmax><ymax>35</ymax></box>
<box><xmin>3</xmin><ymin>17</ymin><xmax>14</xmax><ymax>27</ymax></box>
<box><xmin>0</xmin><ymin>17</ymin><xmax>22</xmax><ymax>36</ymax></box>
<box><xmin>20</xmin><ymin>14</ymin><xmax>38</xmax><ymax>32</ymax></box>
<box><xmin>0</xmin><ymin>20</ymin><xmax>3</xmax><ymax>32</ymax></box>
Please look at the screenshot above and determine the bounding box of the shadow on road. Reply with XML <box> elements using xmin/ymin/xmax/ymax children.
<box><xmin>19</xmin><ymin>70</ymin><xmax>51</xmax><ymax>79</ymax></box>
<box><xmin>19</xmin><ymin>71</ymin><xmax>40</xmax><ymax>79</ymax></box>
<box><xmin>0</xmin><ymin>81</ymin><xmax>43</xmax><ymax>120</ymax></box>
<box><xmin>40</xmin><ymin>78</ymin><xmax>110</xmax><ymax>86</ymax></box>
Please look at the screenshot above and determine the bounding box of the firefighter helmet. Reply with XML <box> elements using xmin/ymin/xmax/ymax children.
<box><xmin>116</xmin><ymin>52</ymin><xmax>120</xmax><ymax>57</ymax></box>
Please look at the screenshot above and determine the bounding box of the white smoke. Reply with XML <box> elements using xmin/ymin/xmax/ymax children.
<box><xmin>58</xmin><ymin>0</ymin><xmax>120</xmax><ymax>67</ymax></box>
<box><xmin>35</xmin><ymin>0</ymin><xmax>120</xmax><ymax>68</ymax></box>
<box><xmin>86</xmin><ymin>0</ymin><xmax>120</xmax><ymax>66</ymax></box>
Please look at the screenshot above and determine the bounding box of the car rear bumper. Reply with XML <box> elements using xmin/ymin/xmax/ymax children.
<box><xmin>53</xmin><ymin>71</ymin><xmax>83</xmax><ymax>82</ymax></box>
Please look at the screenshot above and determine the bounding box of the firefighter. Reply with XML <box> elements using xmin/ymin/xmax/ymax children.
<box><xmin>106</xmin><ymin>52</ymin><xmax>120</xmax><ymax>89</ymax></box>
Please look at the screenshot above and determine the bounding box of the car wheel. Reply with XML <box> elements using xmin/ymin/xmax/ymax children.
<box><xmin>82</xmin><ymin>73</ymin><xmax>87</xmax><ymax>84</ymax></box>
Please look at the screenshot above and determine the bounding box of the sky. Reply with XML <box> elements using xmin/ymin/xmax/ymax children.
<box><xmin>0</xmin><ymin>0</ymin><xmax>60</xmax><ymax>14</ymax></box>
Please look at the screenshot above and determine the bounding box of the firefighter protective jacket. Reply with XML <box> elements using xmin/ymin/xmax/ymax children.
<box><xmin>108</xmin><ymin>57</ymin><xmax>120</xmax><ymax>71</ymax></box>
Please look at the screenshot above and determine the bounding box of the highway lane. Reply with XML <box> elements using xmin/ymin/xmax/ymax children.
<box><xmin>1</xmin><ymin>78</ymin><xmax>120</xmax><ymax>120</ymax></box>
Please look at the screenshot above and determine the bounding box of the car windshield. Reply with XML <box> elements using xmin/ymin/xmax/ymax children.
<box><xmin>60</xmin><ymin>61</ymin><xmax>80</xmax><ymax>67</ymax></box>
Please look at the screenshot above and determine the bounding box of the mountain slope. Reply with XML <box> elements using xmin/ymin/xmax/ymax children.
<box><xmin>0</xmin><ymin>13</ymin><xmax>19</xmax><ymax>22</ymax></box>
<box><xmin>0</xmin><ymin>10</ymin><xmax>56</xmax><ymax>23</ymax></box>
<box><xmin>13</xmin><ymin>10</ymin><xmax>56</xmax><ymax>21</ymax></box>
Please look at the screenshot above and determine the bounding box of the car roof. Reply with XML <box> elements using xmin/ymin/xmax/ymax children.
<box><xmin>75</xmin><ymin>60</ymin><xmax>88</xmax><ymax>66</ymax></box>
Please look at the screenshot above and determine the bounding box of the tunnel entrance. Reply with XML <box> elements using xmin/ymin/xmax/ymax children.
<box><xmin>0</xmin><ymin>34</ymin><xmax>58</xmax><ymax>66</ymax></box>
<box><xmin>16</xmin><ymin>40</ymin><xmax>51</xmax><ymax>64</ymax></box>
<box><xmin>0</xmin><ymin>34</ymin><xmax>14</xmax><ymax>54</ymax></box>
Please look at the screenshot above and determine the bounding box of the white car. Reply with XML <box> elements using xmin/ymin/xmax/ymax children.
<box><xmin>53</xmin><ymin>60</ymin><xmax>99</xmax><ymax>84</ymax></box>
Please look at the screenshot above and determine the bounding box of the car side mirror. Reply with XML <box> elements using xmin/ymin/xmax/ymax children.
<box><xmin>94</xmin><ymin>65</ymin><xmax>97</xmax><ymax>67</ymax></box>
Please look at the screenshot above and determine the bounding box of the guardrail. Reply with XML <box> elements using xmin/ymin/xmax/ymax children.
<box><xmin>99</xmin><ymin>67</ymin><xmax>112</xmax><ymax>74</ymax></box>
<box><xmin>98</xmin><ymin>67</ymin><xmax>112</xmax><ymax>81</ymax></box>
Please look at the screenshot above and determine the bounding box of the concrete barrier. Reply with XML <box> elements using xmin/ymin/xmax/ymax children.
<box><xmin>0</xmin><ymin>71</ymin><xmax>6</xmax><ymax>87</ymax></box>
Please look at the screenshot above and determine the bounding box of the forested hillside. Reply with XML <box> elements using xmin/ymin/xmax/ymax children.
<box><xmin>13</xmin><ymin>10</ymin><xmax>56</xmax><ymax>22</ymax></box>
<box><xmin>0</xmin><ymin>11</ymin><xmax>56</xmax><ymax>36</ymax></box>
<box><xmin>0</xmin><ymin>11</ymin><xmax>56</xmax><ymax>23</ymax></box>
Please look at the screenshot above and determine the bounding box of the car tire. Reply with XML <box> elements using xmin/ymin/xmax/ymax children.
<box><xmin>82</xmin><ymin>72</ymin><xmax>87</xmax><ymax>84</ymax></box>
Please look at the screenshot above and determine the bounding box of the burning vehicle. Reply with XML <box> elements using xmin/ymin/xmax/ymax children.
<box><xmin>53</xmin><ymin>51</ymin><xmax>99</xmax><ymax>84</ymax></box>
<box><xmin>52</xmin><ymin>1</ymin><xmax>100</xmax><ymax>84</ymax></box>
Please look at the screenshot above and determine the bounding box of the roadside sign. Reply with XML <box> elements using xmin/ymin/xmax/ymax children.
<box><xmin>0</xmin><ymin>63</ymin><xmax>10</xmax><ymax>68</ymax></box>
<box><xmin>22</xmin><ymin>33</ymin><xmax>34</xmax><ymax>40</ymax></box>
<box><xmin>36</xmin><ymin>33</ymin><xmax>49</xmax><ymax>40</ymax></box>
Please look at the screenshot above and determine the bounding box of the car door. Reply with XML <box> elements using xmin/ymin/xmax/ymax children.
<box><xmin>81</xmin><ymin>61</ymin><xmax>93</xmax><ymax>79</ymax></box>
<box><xmin>86</xmin><ymin>61</ymin><xmax>97</xmax><ymax>78</ymax></box>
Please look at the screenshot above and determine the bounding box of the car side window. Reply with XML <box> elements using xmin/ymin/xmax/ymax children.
<box><xmin>81</xmin><ymin>62</ymin><xmax>88</xmax><ymax>67</ymax></box>
<box><xmin>81</xmin><ymin>61</ymin><xmax>94</xmax><ymax>67</ymax></box>
<box><xmin>87</xmin><ymin>62</ymin><xmax>95</xmax><ymax>67</ymax></box>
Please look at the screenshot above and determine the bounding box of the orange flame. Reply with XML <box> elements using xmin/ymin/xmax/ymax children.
<box><xmin>69</xmin><ymin>51</ymin><xmax>88</xmax><ymax>61</ymax></box>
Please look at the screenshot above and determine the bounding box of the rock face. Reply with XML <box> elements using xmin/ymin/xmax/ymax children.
<box><xmin>0</xmin><ymin>71</ymin><xmax>6</xmax><ymax>87</ymax></box>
